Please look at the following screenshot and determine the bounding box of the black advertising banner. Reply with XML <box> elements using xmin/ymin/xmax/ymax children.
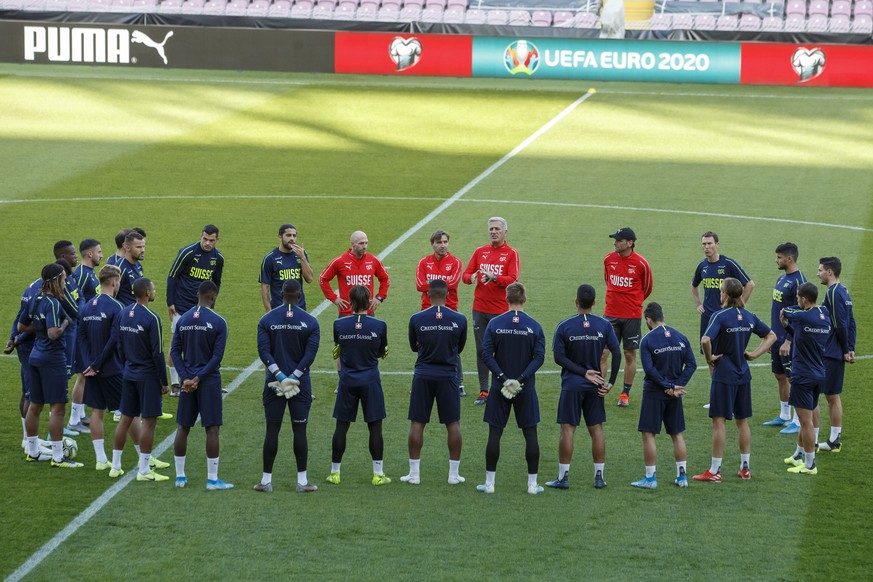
<box><xmin>0</xmin><ymin>21</ymin><xmax>334</xmax><ymax>72</ymax></box>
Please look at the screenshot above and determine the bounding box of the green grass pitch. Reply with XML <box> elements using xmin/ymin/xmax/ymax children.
<box><xmin>1</xmin><ymin>64</ymin><xmax>872</xmax><ymax>580</ymax></box>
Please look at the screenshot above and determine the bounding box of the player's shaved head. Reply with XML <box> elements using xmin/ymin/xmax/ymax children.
<box><xmin>199</xmin><ymin>280</ymin><xmax>219</xmax><ymax>298</ymax></box>
<box><xmin>350</xmin><ymin>231</ymin><xmax>366</xmax><ymax>244</ymax></box>
<box><xmin>133</xmin><ymin>277</ymin><xmax>153</xmax><ymax>299</ymax></box>
<box><xmin>576</xmin><ymin>284</ymin><xmax>596</xmax><ymax>309</ymax></box>
<box><xmin>349</xmin><ymin>285</ymin><xmax>370</xmax><ymax>312</ymax></box>
<box><xmin>282</xmin><ymin>279</ymin><xmax>302</xmax><ymax>304</ymax></box>
<box><xmin>427</xmin><ymin>279</ymin><xmax>449</xmax><ymax>302</ymax></box>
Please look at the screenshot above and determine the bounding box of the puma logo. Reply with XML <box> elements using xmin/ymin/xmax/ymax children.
<box><xmin>131</xmin><ymin>30</ymin><xmax>173</xmax><ymax>65</ymax></box>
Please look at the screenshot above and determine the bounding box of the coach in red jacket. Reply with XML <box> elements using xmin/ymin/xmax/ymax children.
<box><xmin>603</xmin><ymin>227</ymin><xmax>653</xmax><ymax>408</ymax></box>
<box><xmin>319</xmin><ymin>231</ymin><xmax>390</xmax><ymax>316</ymax></box>
<box><xmin>462</xmin><ymin>217</ymin><xmax>520</xmax><ymax>405</ymax></box>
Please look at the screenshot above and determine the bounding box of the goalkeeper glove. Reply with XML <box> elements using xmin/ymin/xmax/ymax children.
<box><xmin>275</xmin><ymin>371</ymin><xmax>288</xmax><ymax>382</ymax></box>
<box><xmin>281</xmin><ymin>377</ymin><xmax>301</xmax><ymax>399</ymax></box>
<box><xmin>500</xmin><ymin>379</ymin><xmax>522</xmax><ymax>399</ymax></box>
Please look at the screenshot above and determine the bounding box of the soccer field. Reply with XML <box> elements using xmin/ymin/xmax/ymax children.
<box><xmin>1</xmin><ymin>64</ymin><xmax>872</xmax><ymax>580</ymax></box>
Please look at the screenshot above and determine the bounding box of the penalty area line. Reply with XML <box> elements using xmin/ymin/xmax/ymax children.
<box><xmin>5</xmin><ymin>88</ymin><xmax>593</xmax><ymax>582</ymax></box>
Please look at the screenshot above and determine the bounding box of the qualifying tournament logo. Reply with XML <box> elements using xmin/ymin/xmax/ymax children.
<box><xmin>791</xmin><ymin>48</ymin><xmax>826</xmax><ymax>82</ymax></box>
<box><xmin>504</xmin><ymin>40</ymin><xmax>539</xmax><ymax>76</ymax></box>
<box><xmin>389</xmin><ymin>37</ymin><xmax>422</xmax><ymax>71</ymax></box>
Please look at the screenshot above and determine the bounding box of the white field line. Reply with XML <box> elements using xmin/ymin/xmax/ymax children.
<box><xmin>3</xmin><ymin>195</ymin><xmax>869</xmax><ymax>234</ymax></box>
<box><xmin>4</xmin><ymin>90</ymin><xmax>595</xmax><ymax>582</ymax></box>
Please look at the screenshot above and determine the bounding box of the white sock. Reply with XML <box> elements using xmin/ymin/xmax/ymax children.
<box><xmin>21</xmin><ymin>417</ymin><xmax>27</xmax><ymax>439</ymax></box>
<box><xmin>26</xmin><ymin>436</ymin><xmax>39</xmax><ymax>457</ymax></box>
<box><xmin>804</xmin><ymin>451</ymin><xmax>815</xmax><ymax>469</ymax></box>
<box><xmin>830</xmin><ymin>427</ymin><xmax>841</xmax><ymax>442</ymax></box>
<box><xmin>169</xmin><ymin>367</ymin><xmax>180</xmax><ymax>386</ymax></box>
<box><xmin>139</xmin><ymin>452</ymin><xmax>151</xmax><ymax>475</ymax></box>
<box><xmin>134</xmin><ymin>444</ymin><xmax>141</xmax><ymax>456</ymax></box>
<box><xmin>261</xmin><ymin>472</ymin><xmax>272</xmax><ymax>485</ymax></box>
<box><xmin>70</xmin><ymin>402</ymin><xmax>84</xmax><ymax>426</ymax></box>
<box><xmin>676</xmin><ymin>461</ymin><xmax>686</xmax><ymax>477</ymax></box>
<box><xmin>794</xmin><ymin>444</ymin><xmax>803</xmax><ymax>456</ymax></box>
<box><xmin>710</xmin><ymin>457</ymin><xmax>722</xmax><ymax>474</ymax></box>
<box><xmin>93</xmin><ymin>439</ymin><xmax>108</xmax><ymax>464</ymax></box>
<box><xmin>814</xmin><ymin>427</ymin><xmax>820</xmax><ymax>442</ymax></box>
<box><xmin>207</xmin><ymin>457</ymin><xmax>219</xmax><ymax>481</ymax></box>
<box><xmin>485</xmin><ymin>470</ymin><xmax>496</xmax><ymax>487</ymax></box>
<box><xmin>780</xmin><ymin>401</ymin><xmax>791</xmax><ymax>420</ymax></box>
<box><xmin>740</xmin><ymin>453</ymin><xmax>750</xmax><ymax>468</ymax></box>
<box><xmin>331</xmin><ymin>462</ymin><xmax>341</xmax><ymax>474</ymax></box>
<box><xmin>528</xmin><ymin>473</ymin><xmax>538</xmax><ymax>488</ymax></box>
<box><xmin>372</xmin><ymin>460</ymin><xmax>383</xmax><ymax>476</ymax></box>
<box><xmin>112</xmin><ymin>449</ymin><xmax>123</xmax><ymax>470</ymax></box>
<box><xmin>408</xmin><ymin>459</ymin><xmax>421</xmax><ymax>476</ymax></box>
<box><xmin>297</xmin><ymin>471</ymin><xmax>308</xmax><ymax>486</ymax></box>
<box><xmin>792</xmin><ymin>409</ymin><xmax>800</xmax><ymax>424</ymax></box>
<box><xmin>559</xmin><ymin>463</ymin><xmax>570</xmax><ymax>479</ymax></box>
<box><xmin>645</xmin><ymin>465</ymin><xmax>656</xmax><ymax>479</ymax></box>
<box><xmin>594</xmin><ymin>463</ymin><xmax>605</xmax><ymax>477</ymax></box>
<box><xmin>51</xmin><ymin>440</ymin><xmax>63</xmax><ymax>462</ymax></box>
<box><xmin>175</xmin><ymin>455</ymin><xmax>186</xmax><ymax>478</ymax></box>
<box><xmin>448</xmin><ymin>459</ymin><xmax>460</xmax><ymax>478</ymax></box>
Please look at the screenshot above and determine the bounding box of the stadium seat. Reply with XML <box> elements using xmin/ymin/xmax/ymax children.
<box><xmin>716</xmin><ymin>14</ymin><xmax>738</xmax><ymax>29</ymax></box>
<box><xmin>311</xmin><ymin>2</ymin><xmax>334</xmax><ymax>17</ymax></box>
<box><xmin>381</xmin><ymin>0</ymin><xmax>400</xmax><ymax>8</ymax></box>
<box><xmin>831</xmin><ymin>0</ymin><xmax>851</xmax><ymax>16</ymax></box>
<box><xmin>376</xmin><ymin>5</ymin><xmax>399</xmax><ymax>19</ymax></box>
<box><xmin>358</xmin><ymin>0</ymin><xmax>378</xmax><ymax>8</ymax></box>
<box><xmin>88</xmin><ymin>0</ymin><xmax>112</xmax><ymax>11</ymax></box>
<box><xmin>694</xmin><ymin>13</ymin><xmax>717</xmax><ymax>28</ymax></box>
<box><xmin>267</xmin><ymin>0</ymin><xmax>291</xmax><ymax>14</ymax></box>
<box><xmin>22</xmin><ymin>0</ymin><xmax>46</xmax><ymax>11</ymax></box>
<box><xmin>508</xmin><ymin>9</ymin><xmax>530</xmax><ymax>24</ymax></box>
<box><xmin>424</xmin><ymin>0</ymin><xmax>445</xmax><ymax>8</ymax></box>
<box><xmin>355</xmin><ymin>3</ymin><xmax>377</xmax><ymax>18</ymax></box>
<box><xmin>442</xmin><ymin>6</ymin><xmax>464</xmax><ymax>21</ymax></box>
<box><xmin>806</xmin><ymin>13</ymin><xmax>827</xmax><ymax>28</ymax></box>
<box><xmin>531</xmin><ymin>9</ymin><xmax>552</xmax><ymax>25</ymax></box>
<box><xmin>851</xmin><ymin>13</ymin><xmax>873</xmax><ymax>31</ymax></box>
<box><xmin>421</xmin><ymin>5</ymin><xmax>443</xmax><ymax>20</ymax></box>
<box><xmin>110</xmin><ymin>0</ymin><xmax>134</xmax><ymax>10</ymax></box>
<box><xmin>807</xmin><ymin>0</ymin><xmax>827</xmax><ymax>15</ymax></box>
<box><xmin>784</xmin><ymin>13</ymin><xmax>805</xmax><ymax>29</ymax></box>
<box><xmin>0</xmin><ymin>0</ymin><xmax>24</xmax><ymax>9</ymax></box>
<box><xmin>202</xmin><ymin>0</ymin><xmax>227</xmax><ymax>12</ymax></box>
<box><xmin>290</xmin><ymin>0</ymin><xmax>311</xmax><ymax>15</ymax></box>
<box><xmin>828</xmin><ymin>12</ymin><xmax>851</xmax><ymax>29</ymax></box>
<box><xmin>855</xmin><ymin>0</ymin><xmax>873</xmax><ymax>17</ymax></box>
<box><xmin>738</xmin><ymin>13</ymin><xmax>762</xmax><ymax>29</ymax></box>
<box><xmin>485</xmin><ymin>9</ymin><xmax>508</xmax><ymax>24</ymax></box>
<box><xmin>671</xmin><ymin>13</ymin><xmax>694</xmax><ymax>28</ymax></box>
<box><xmin>46</xmin><ymin>0</ymin><xmax>69</xmax><ymax>9</ymax></box>
<box><xmin>445</xmin><ymin>0</ymin><xmax>465</xmax><ymax>9</ymax></box>
<box><xmin>785</xmin><ymin>0</ymin><xmax>806</xmax><ymax>15</ymax></box>
<box><xmin>225</xmin><ymin>0</ymin><xmax>248</xmax><ymax>15</ymax></box>
<box><xmin>180</xmin><ymin>0</ymin><xmax>203</xmax><ymax>13</ymax></box>
<box><xmin>246</xmin><ymin>0</ymin><xmax>268</xmax><ymax>14</ymax></box>
<box><xmin>160</xmin><ymin>0</ymin><xmax>183</xmax><ymax>12</ymax></box>
<box><xmin>649</xmin><ymin>12</ymin><xmax>672</xmax><ymax>29</ymax></box>
<box><xmin>398</xmin><ymin>5</ymin><xmax>421</xmax><ymax>19</ymax></box>
<box><xmin>761</xmin><ymin>15</ymin><xmax>783</xmax><ymax>29</ymax></box>
<box><xmin>552</xmin><ymin>10</ymin><xmax>572</xmax><ymax>26</ymax></box>
<box><xmin>464</xmin><ymin>7</ymin><xmax>485</xmax><ymax>22</ymax></box>
<box><xmin>573</xmin><ymin>11</ymin><xmax>598</xmax><ymax>27</ymax></box>
<box><xmin>403</xmin><ymin>0</ymin><xmax>424</xmax><ymax>8</ymax></box>
<box><xmin>334</xmin><ymin>1</ymin><xmax>355</xmax><ymax>17</ymax></box>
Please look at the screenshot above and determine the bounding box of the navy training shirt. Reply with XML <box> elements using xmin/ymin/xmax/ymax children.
<box><xmin>639</xmin><ymin>324</ymin><xmax>697</xmax><ymax>393</ymax></box>
<box><xmin>703</xmin><ymin>307</ymin><xmax>771</xmax><ymax>384</ymax></box>
<box><xmin>782</xmin><ymin>306</ymin><xmax>830</xmax><ymax>382</ymax></box>
<box><xmin>117</xmin><ymin>258</ymin><xmax>143</xmax><ymax>307</ymax></box>
<box><xmin>259</xmin><ymin>248</ymin><xmax>310</xmax><ymax>310</ymax></box>
<box><xmin>334</xmin><ymin>314</ymin><xmax>387</xmax><ymax>387</ymax></box>
<box><xmin>822</xmin><ymin>283</ymin><xmax>856</xmax><ymax>360</ymax></box>
<box><xmin>553</xmin><ymin>313</ymin><xmax>620</xmax><ymax>391</ymax></box>
<box><xmin>692</xmin><ymin>255</ymin><xmax>752</xmax><ymax>316</ymax></box>
<box><xmin>481</xmin><ymin>310</ymin><xmax>545</xmax><ymax>391</ymax></box>
<box><xmin>770</xmin><ymin>270</ymin><xmax>806</xmax><ymax>341</ymax></box>
<box><xmin>408</xmin><ymin>305</ymin><xmax>467</xmax><ymax>378</ymax></box>
<box><xmin>78</xmin><ymin>293</ymin><xmax>124</xmax><ymax>376</ymax></box>
<box><xmin>257</xmin><ymin>303</ymin><xmax>320</xmax><ymax>382</ymax></box>
<box><xmin>167</xmin><ymin>242</ymin><xmax>225</xmax><ymax>315</ymax></box>
<box><xmin>170</xmin><ymin>305</ymin><xmax>228</xmax><ymax>381</ymax></box>
<box><xmin>117</xmin><ymin>302</ymin><xmax>167</xmax><ymax>384</ymax></box>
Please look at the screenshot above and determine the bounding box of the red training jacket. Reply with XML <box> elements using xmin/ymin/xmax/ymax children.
<box><xmin>461</xmin><ymin>242</ymin><xmax>520</xmax><ymax>315</ymax></box>
<box><xmin>319</xmin><ymin>250</ymin><xmax>390</xmax><ymax>316</ymax></box>
<box><xmin>603</xmin><ymin>250</ymin><xmax>653</xmax><ymax>319</ymax></box>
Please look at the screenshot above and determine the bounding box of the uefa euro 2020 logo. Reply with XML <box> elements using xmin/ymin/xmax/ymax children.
<box><xmin>504</xmin><ymin>40</ymin><xmax>540</xmax><ymax>76</ymax></box>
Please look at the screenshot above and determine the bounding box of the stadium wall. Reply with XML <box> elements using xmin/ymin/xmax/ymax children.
<box><xmin>1</xmin><ymin>19</ymin><xmax>871</xmax><ymax>86</ymax></box>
